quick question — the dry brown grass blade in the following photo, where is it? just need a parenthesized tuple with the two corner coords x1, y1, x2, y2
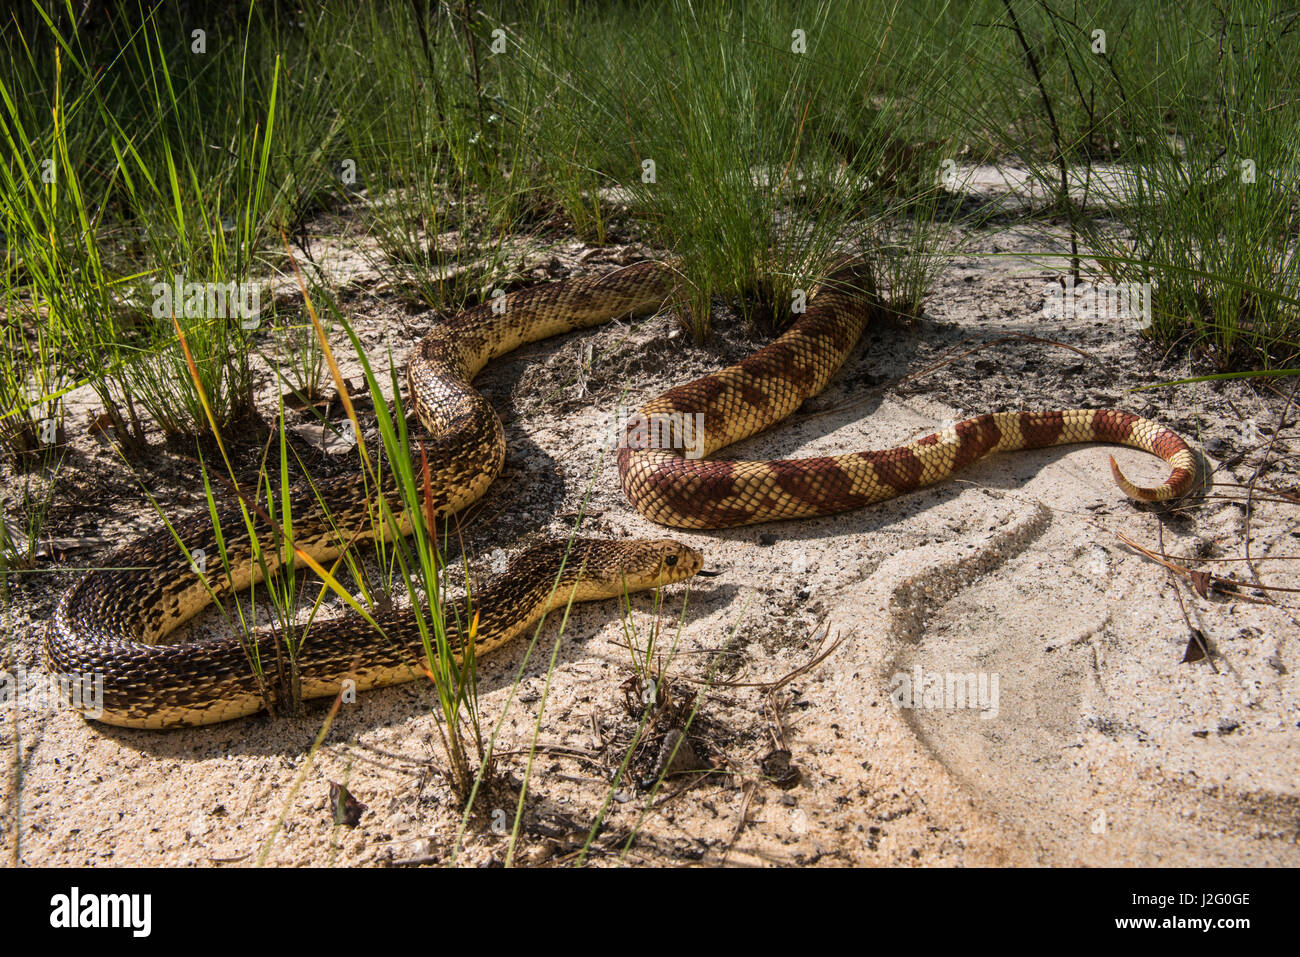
(1114, 529, 1276, 603)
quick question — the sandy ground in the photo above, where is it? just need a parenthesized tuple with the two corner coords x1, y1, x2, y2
(3, 168, 1298, 867)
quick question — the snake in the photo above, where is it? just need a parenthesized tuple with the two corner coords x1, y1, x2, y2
(46, 257, 1197, 728)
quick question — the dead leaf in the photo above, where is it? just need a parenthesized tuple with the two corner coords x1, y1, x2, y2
(1189, 570, 1213, 599)
(329, 781, 367, 827)
(1181, 629, 1209, 664)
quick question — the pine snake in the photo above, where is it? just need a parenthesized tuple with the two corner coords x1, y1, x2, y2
(46, 258, 1197, 728)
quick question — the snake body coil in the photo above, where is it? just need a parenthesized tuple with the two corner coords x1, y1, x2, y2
(47, 258, 1197, 728)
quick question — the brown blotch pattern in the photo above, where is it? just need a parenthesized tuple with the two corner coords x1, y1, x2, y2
(952, 416, 1002, 470)
(1017, 410, 1066, 448)
(856, 447, 924, 491)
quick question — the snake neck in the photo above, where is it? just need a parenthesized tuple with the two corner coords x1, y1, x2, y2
(425, 539, 659, 656)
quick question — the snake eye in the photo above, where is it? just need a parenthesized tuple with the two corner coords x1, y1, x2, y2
(664, 555, 677, 567)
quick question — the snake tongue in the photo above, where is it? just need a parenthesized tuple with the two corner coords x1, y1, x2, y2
(694, 569, 721, 577)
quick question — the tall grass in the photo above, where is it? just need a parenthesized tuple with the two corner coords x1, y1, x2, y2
(1084, 5, 1300, 365)
(331, 306, 490, 800)
(497, 0, 976, 334)
(153, 254, 492, 798)
(970, 0, 1300, 366)
(2, 3, 353, 447)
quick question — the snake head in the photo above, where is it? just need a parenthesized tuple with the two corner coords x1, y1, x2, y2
(563, 537, 704, 599)
(639, 538, 705, 588)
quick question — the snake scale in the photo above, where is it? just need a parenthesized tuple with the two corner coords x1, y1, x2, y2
(47, 258, 1197, 727)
